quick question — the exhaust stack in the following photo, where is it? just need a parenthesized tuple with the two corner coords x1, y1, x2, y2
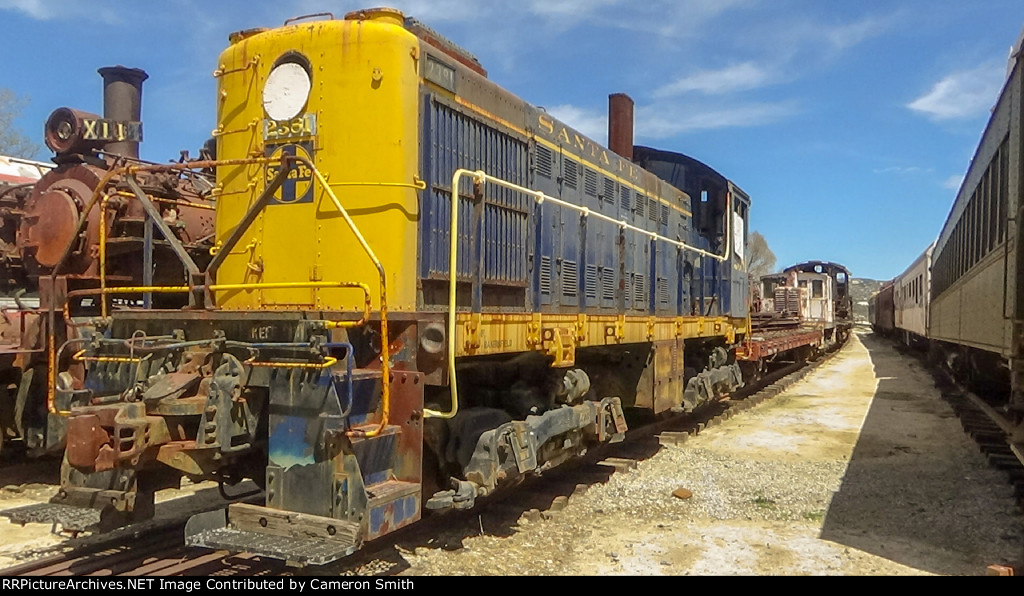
(608, 93, 634, 161)
(97, 66, 148, 159)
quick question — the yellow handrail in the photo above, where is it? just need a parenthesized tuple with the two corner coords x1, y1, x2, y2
(99, 193, 110, 317)
(72, 348, 141, 364)
(299, 157, 391, 438)
(49, 156, 393, 436)
(245, 356, 338, 369)
(211, 281, 374, 329)
(48, 165, 127, 416)
(112, 191, 217, 211)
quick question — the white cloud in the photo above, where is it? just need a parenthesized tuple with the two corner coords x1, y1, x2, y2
(635, 100, 799, 138)
(0, 0, 51, 19)
(367, 0, 481, 23)
(908, 61, 1004, 121)
(821, 15, 895, 51)
(606, 0, 755, 39)
(653, 63, 774, 98)
(873, 166, 933, 175)
(526, 0, 622, 17)
(546, 104, 608, 144)
(0, 0, 119, 22)
(943, 174, 964, 190)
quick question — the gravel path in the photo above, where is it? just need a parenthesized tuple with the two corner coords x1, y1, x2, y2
(386, 330, 1023, 575)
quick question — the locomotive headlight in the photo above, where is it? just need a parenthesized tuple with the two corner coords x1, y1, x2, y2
(44, 107, 104, 155)
(262, 61, 311, 122)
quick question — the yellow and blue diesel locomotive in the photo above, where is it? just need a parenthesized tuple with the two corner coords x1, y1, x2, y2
(33, 8, 749, 564)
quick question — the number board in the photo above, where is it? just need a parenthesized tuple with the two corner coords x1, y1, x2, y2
(82, 118, 143, 142)
(424, 55, 456, 93)
(263, 113, 317, 141)
(264, 141, 315, 204)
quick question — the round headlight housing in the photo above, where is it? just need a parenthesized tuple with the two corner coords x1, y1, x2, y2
(262, 61, 311, 121)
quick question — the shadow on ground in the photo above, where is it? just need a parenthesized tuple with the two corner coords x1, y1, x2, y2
(819, 329, 1021, 574)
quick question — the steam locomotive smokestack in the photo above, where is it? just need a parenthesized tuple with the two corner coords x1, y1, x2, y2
(97, 66, 148, 159)
(608, 93, 634, 161)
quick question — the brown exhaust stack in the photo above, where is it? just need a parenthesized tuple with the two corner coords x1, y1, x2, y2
(608, 93, 634, 161)
(97, 66, 148, 159)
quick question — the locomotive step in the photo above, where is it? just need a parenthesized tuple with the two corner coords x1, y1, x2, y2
(364, 479, 421, 540)
(185, 503, 361, 567)
(0, 502, 101, 532)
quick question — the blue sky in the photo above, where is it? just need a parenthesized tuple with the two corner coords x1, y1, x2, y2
(0, 0, 1021, 281)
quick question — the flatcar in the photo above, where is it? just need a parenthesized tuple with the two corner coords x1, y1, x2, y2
(13, 8, 755, 565)
(734, 261, 853, 381)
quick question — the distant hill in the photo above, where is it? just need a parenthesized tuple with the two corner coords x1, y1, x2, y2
(849, 277, 885, 322)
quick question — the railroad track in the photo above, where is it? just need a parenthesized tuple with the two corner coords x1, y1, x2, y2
(0, 455, 61, 486)
(930, 368, 1024, 510)
(0, 346, 840, 577)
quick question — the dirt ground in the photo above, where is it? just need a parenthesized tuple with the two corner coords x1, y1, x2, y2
(0, 328, 1021, 575)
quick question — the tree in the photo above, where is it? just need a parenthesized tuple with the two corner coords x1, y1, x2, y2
(0, 89, 40, 159)
(745, 230, 776, 279)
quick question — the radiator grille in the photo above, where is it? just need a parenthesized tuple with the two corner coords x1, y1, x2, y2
(536, 145, 553, 179)
(585, 264, 599, 299)
(584, 168, 598, 197)
(540, 256, 552, 294)
(562, 260, 578, 297)
(563, 158, 578, 189)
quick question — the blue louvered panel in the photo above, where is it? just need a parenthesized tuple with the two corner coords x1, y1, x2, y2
(602, 177, 615, 205)
(585, 212, 618, 310)
(584, 168, 598, 197)
(540, 256, 552, 295)
(585, 264, 599, 300)
(598, 178, 619, 309)
(423, 99, 528, 285)
(483, 203, 528, 285)
(426, 193, 475, 279)
(634, 273, 647, 306)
